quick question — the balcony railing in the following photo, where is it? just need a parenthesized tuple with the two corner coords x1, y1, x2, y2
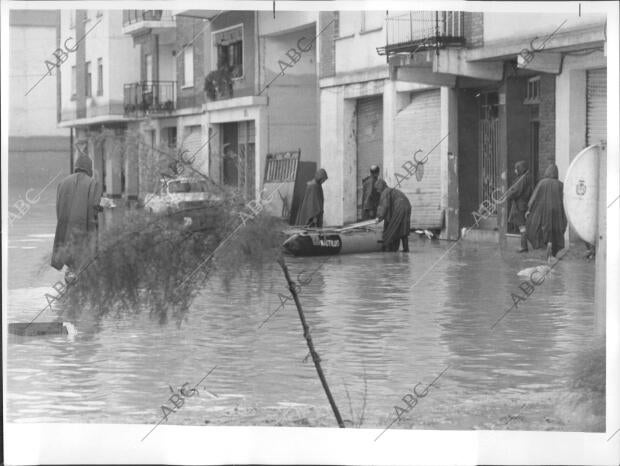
(123, 81, 176, 116)
(377, 11, 465, 56)
(122, 10, 176, 35)
(123, 10, 171, 25)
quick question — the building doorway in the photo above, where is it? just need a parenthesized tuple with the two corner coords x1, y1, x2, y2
(356, 96, 383, 220)
(222, 121, 255, 200)
(478, 91, 500, 228)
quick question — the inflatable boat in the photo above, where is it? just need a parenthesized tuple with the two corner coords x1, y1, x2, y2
(282, 220, 383, 256)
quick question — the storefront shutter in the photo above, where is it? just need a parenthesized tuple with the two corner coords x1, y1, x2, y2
(394, 89, 442, 229)
(586, 68, 606, 146)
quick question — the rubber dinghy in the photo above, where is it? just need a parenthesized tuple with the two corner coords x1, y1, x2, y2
(282, 220, 383, 256)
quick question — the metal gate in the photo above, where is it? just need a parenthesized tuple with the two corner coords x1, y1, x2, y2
(478, 92, 500, 218)
(586, 68, 606, 146)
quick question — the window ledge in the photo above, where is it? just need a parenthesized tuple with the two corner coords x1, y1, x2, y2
(360, 26, 382, 35)
(181, 84, 194, 90)
(335, 33, 355, 41)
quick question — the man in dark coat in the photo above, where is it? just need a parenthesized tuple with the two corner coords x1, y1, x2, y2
(51, 153, 101, 276)
(375, 179, 412, 252)
(507, 160, 532, 252)
(525, 163, 567, 261)
(296, 168, 328, 228)
(361, 165, 380, 220)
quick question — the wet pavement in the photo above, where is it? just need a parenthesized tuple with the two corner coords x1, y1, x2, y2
(6, 187, 600, 433)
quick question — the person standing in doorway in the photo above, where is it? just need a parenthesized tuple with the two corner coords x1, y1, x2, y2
(361, 165, 381, 220)
(525, 163, 567, 261)
(375, 179, 412, 252)
(296, 168, 328, 228)
(51, 152, 102, 281)
(507, 160, 532, 252)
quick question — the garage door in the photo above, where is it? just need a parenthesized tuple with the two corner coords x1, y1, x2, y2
(181, 125, 203, 170)
(394, 89, 442, 229)
(356, 96, 383, 220)
(586, 68, 606, 146)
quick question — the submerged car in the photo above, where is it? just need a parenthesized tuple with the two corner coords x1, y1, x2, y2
(144, 177, 225, 230)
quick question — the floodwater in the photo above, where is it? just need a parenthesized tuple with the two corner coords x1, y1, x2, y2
(6, 185, 601, 434)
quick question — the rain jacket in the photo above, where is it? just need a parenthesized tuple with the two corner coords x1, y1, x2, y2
(525, 164, 567, 256)
(507, 160, 532, 227)
(51, 154, 101, 270)
(377, 181, 412, 248)
(361, 174, 380, 219)
(296, 169, 327, 227)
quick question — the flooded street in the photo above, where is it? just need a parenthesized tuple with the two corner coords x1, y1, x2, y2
(6, 192, 598, 433)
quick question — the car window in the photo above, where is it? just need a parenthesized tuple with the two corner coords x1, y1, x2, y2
(167, 180, 210, 193)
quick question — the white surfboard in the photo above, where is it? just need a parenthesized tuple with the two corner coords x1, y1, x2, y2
(563, 145, 601, 244)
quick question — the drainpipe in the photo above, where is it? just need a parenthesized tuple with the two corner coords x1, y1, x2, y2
(70, 127, 74, 173)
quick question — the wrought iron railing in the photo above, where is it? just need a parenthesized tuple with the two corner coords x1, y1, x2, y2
(123, 81, 176, 116)
(122, 10, 172, 26)
(377, 11, 465, 56)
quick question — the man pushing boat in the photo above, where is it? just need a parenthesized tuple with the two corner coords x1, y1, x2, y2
(375, 179, 412, 252)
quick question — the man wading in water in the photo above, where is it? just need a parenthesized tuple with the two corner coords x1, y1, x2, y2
(51, 151, 101, 282)
(375, 179, 412, 252)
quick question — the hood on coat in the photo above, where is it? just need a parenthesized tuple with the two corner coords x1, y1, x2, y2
(314, 168, 328, 184)
(74, 153, 93, 177)
(515, 160, 529, 176)
(544, 163, 559, 180)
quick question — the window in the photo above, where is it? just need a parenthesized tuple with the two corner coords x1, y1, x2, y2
(183, 47, 194, 88)
(85, 62, 92, 97)
(97, 58, 103, 95)
(213, 25, 243, 78)
(165, 127, 177, 149)
(361, 11, 383, 32)
(145, 54, 153, 82)
(217, 41, 243, 77)
(71, 65, 77, 98)
(524, 76, 541, 104)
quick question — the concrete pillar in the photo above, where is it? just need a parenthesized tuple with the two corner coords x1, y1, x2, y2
(105, 137, 123, 198)
(342, 98, 357, 226)
(124, 137, 139, 200)
(595, 144, 606, 337)
(255, 106, 268, 199)
(440, 87, 459, 240)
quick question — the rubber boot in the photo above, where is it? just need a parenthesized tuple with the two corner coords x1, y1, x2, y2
(402, 236, 409, 252)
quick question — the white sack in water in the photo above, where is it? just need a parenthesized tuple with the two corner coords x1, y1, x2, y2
(517, 264, 551, 278)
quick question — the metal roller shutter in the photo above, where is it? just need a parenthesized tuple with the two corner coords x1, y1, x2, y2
(181, 125, 203, 170)
(394, 89, 442, 229)
(586, 68, 606, 146)
(356, 96, 383, 220)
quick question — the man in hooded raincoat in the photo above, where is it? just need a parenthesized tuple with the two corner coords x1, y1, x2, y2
(296, 168, 328, 227)
(525, 163, 567, 260)
(375, 179, 412, 252)
(361, 165, 381, 220)
(51, 153, 102, 275)
(506, 160, 532, 252)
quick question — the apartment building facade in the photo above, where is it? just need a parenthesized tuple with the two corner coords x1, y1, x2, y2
(9, 10, 69, 186)
(319, 10, 607, 242)
(58, 9, 140, 201)
(122, 9, 319, 204)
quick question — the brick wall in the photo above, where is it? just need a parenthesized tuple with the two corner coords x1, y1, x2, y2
(464, 12, 483, 48)
(319, 11, 338, 78)
(538, 74, 556, 175)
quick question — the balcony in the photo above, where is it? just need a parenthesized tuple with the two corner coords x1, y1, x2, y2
(377, 11, 465, 57)
(123, 81, 176, 117)
(122, 10, 176, 36)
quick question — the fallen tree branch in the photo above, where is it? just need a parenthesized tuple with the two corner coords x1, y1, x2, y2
(277, 257, 345, 428)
